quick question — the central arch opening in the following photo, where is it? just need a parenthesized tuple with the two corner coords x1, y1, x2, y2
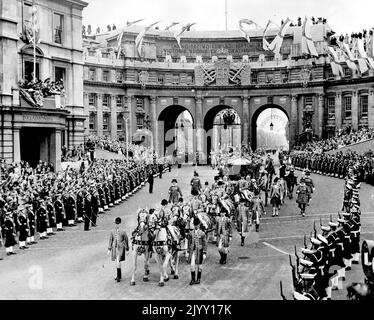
(252, 105, 289, 152)
(204, 105, 241, 164)
(158, 105, 194, 161)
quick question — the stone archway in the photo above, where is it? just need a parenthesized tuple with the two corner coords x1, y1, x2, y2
(203, 105, 242, 164)
(251, 104, 289, 151)
(158, 105, 194, 157)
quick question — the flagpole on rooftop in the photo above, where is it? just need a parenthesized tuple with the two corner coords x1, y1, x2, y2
(225, 0, 228, 31)
(32, 0, 36, 83)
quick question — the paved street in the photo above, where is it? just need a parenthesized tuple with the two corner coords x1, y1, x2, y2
(0, 165, 373, 300)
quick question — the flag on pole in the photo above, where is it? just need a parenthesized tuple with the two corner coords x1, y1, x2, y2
(116, 19, 144, 59)
(238, 19, 260, 43)
(301, 16, 318, 57)
(266, 17, 292, 54)
(135, 21, 160, 57)
(174, 23, 196, 49)
(262, 19, 276, 50)
(165, 22, 179, 31)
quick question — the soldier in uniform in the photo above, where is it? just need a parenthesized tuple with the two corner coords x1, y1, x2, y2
(64, 189, 77, 226)
(168, 179, 183, 204)
(54, 194, 65, 231)
(304, 169, 315, 199)
(36, 199, 49, 239)
(237, 198, 251, 246)
(188, 218, 207, 285)
(90, 184, 100, 227)
(83, 192, 92, 231)
(107, 217, 129, 283)
(190, 171, 202, 195)
(17, 207, 29, 249)
(98, 183, 107, 212)
(216, 206, 232, 264)
(3, 212, 17, 255)
(45, 196, 56, 236)
(148, 169, 154, 194)
(296, 178, 310, 217)
(26, 204, 37, 244)
(76, 189, 85, 223)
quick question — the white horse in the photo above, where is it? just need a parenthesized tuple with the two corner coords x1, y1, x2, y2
(152, 225, 173, 286)
(130, 209, 151, 286)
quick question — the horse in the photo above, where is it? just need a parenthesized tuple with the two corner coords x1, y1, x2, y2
(130, 208, 151, 286)
(151, 209, 176, 286)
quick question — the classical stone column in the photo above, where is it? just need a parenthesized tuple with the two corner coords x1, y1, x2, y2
(150, 96, 159, 154)
(50, 129, 62, 172)
(318, 93, 324, 138)
(351, 91, 359, 130)
(335, 92, 342, 130)
(110, 95, 117, 139)
(369, 89, 374, 129)
(242, 95, 249, 146)
(97, 94, 103, 136)
(195, 96, 204, 162)
(125, 95, 133, 143)
(290, 94, 298, 148)
(13, 129, 21, 163)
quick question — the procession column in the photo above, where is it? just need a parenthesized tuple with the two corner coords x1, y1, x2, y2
(289, 94, 298, 148)
(97, 94, 103, 136)
(369, 88, 374, 129)
(335, 91, 342, 131)
(351, 90, 359, 130)
(150, 96, 159, 155)
(195, 96, 204, 163)
(110, 95, 117, 139)
(317, 93, 324, 138)
(241, 94, 249, 146)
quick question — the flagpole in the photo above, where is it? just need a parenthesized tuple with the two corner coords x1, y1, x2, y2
(33, 0, 36, 83)
(225, 0, 228, 31)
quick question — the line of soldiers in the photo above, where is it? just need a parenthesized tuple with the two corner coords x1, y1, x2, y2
(286, 165, 361, 300)
(291, 151, 374, 186)
(0, 159, 165, 259)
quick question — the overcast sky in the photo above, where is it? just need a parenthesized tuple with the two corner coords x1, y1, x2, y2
(83, 0, 374, 35)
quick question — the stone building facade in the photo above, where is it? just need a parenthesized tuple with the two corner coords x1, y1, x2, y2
(0, 0, 87, 169)
(83, 23, 374, 162)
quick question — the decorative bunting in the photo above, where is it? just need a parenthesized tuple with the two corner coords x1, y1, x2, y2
(238, 19, 260, 43)
(165, 22, 179, 31)
(301, 16, 318, 57)
(174, 22, 196, 49)
(267, 17, 292, 54)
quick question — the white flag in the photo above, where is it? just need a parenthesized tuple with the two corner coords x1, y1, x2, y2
(301, 16, 318, 57)
(165, 22, 179, 31)
(239, 19, 260, 43)
(135, 21, 160, 57)
(174, 23, 196, 49)
(267, 17, 292, 54)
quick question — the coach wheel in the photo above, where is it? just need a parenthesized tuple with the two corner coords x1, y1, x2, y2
(361, 240, 374, 282)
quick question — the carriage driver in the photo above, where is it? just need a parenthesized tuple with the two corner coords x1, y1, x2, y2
(188, 218, 207, 285)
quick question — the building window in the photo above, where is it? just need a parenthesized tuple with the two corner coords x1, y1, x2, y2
(102, 94, 110, 107)
(116, 95, 123, 107)
(136, 97, 144, 109)
(89, 114, 96, 130)
(265, 73, 274, 83)
(327, 97, 335, 119)
(304, 96, 313, 107)
(172, 74, 180, 85)
(136, 114, 144, 129)
(53, 13, 64, 44)
(343, 67, 351, 78)
(102, 70, 110, 82)
(88, 93, 97, 106)
(24, 60, 39, 82)
(54, 66, 66, 83)
(89, 68, 96, 81)
(343, 96, 352, 118)
(359, 95, 368, 118)
(326, 67, 334, 80)
(251, 72, 258, 83)
(186, 75, 193, 85)
(158, 74, 165, 84)
(282, 71, 289, 83)
(116, 71, 123, 83)
(103, 115, 109, 131)
(117, 115, 123, 131)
